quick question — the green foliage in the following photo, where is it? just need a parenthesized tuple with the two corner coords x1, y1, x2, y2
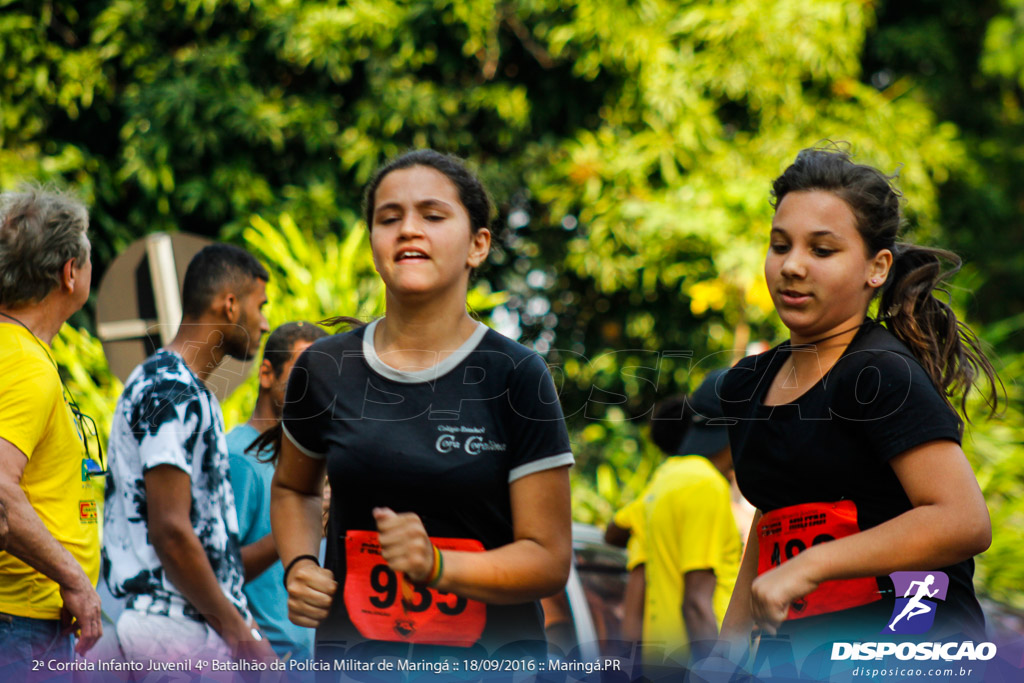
(981, 0, 1024, 88)
(969, 399, 1024, 610)
(569, 409, 662, 526)
(868, 1, 1024, 329)
(966, 331, 1024, 609)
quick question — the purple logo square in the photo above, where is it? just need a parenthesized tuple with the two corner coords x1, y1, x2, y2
(883, 571, 949, 635)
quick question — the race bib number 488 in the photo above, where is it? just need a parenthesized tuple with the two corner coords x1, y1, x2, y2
(757, 500, 881, 620)
(343, 530, 486, 647)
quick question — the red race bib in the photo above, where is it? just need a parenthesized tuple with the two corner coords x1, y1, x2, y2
(343, 530, 486, 647)
(757, 500, 881, 620)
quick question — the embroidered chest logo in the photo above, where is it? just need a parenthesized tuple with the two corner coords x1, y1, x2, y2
(434, 426, 506, 456)
(883, 571, 949, 635)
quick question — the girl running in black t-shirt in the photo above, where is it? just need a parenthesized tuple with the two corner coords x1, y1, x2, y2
(270, 150, 573, 659)
(718, 147, 999, 652)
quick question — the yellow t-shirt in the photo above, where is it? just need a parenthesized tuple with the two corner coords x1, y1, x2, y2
(640, 455, 741, 655)
(0, 323, 102, 619)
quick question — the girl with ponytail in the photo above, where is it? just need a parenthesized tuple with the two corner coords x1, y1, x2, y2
(717, 146, 996, 656)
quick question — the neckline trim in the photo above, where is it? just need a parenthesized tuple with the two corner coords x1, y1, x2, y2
(361, 318, 490, 384)
(758, 321, 877, 408)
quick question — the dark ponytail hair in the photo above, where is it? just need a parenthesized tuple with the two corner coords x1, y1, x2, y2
(771, 145, 1000, 417)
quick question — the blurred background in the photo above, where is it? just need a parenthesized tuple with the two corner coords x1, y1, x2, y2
(4, 0, 1024, 619)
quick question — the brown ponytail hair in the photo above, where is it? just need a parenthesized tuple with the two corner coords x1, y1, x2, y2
(771, 145, 1000, 417)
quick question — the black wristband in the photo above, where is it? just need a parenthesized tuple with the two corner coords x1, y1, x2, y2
(282, 554, 320, 588)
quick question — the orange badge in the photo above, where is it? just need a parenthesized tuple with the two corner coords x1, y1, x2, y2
(757, 500, 881, 620)
(343, 530, 486, 647)
(79, 500, 98, 524)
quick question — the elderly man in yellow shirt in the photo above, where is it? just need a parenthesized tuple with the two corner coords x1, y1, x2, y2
(0, 187, 103, 674)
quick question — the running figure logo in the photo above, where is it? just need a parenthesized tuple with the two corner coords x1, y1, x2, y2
(883, 571, 949, 635)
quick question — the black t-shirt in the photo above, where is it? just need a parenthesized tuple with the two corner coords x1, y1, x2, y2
(720, 321, 985, 640)
(282, 320, 574, 658)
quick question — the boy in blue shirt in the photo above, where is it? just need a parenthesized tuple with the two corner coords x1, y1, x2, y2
(228, 321, 326, 659)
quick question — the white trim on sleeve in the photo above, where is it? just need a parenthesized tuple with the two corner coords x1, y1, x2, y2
(282, 422, 326, 460)
(508, 451, 575, 483)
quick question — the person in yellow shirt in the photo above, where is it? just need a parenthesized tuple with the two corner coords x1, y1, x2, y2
(605, 394, 691, 644)
(637, 371, 742, 667)
(605, 377, 741, 668)
(0, 187, 102, 674)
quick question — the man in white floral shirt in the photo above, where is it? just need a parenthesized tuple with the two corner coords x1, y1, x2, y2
(103, 244, 274, 664)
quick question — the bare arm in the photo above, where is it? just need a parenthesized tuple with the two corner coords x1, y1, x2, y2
(0, 438, 101, 655)
(0, 500, 7, 550)
(240, 534, 278, 581)
(231, 455, 278, 581)
(719, 510, 761, 647)
(683, 569, 719, 660)
(749, 440, 990, 632)
(621, 565, 645, 642)
(271, 434, 335, 628)
(145, 465, 274, 660)
(376, 465, 572, 605)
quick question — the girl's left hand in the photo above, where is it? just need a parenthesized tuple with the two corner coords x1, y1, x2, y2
(373, 507, 435, 583)
(749, 556, 820, 635)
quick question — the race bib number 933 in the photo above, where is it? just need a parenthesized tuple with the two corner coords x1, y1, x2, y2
(343, 530, 486, 646)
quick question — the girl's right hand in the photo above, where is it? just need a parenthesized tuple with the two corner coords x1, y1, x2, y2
(749, 553, 820, 635)
(285, 560, 337, 628)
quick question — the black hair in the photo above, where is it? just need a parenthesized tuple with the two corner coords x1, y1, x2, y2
(361, 149, 492, 234)
(181, 244, 269, 319)
(262, 321, 328, 376)
(250, 317, 364, 466)
(649, 395, 693, 456)
(771, 145, 1000, 417)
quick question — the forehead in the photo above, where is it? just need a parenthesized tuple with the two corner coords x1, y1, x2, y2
(772, 190, 859, 238)
(770, 191, 860, 231)
(289, 339, 315, 357)
(374, 165, 462, 208)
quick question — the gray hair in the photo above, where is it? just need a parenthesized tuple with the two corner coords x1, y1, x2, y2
(0, 186, 90, 307)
